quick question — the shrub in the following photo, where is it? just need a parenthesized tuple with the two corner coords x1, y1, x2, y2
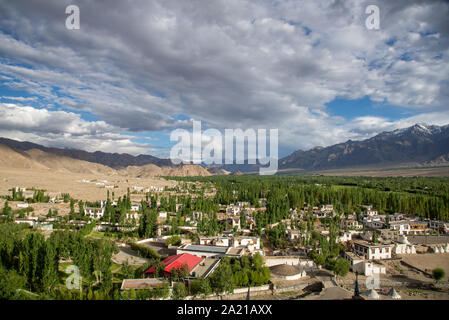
(432, 268, 445, 283)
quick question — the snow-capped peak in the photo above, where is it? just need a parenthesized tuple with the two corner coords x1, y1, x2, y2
(391, 123, 442, 136)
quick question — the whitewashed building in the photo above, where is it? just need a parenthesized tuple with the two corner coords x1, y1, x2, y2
(344, 252, 386, 276)
(353, 241, 392, 260)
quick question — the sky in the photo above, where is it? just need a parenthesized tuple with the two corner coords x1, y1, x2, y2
(0, 0, 448, 159)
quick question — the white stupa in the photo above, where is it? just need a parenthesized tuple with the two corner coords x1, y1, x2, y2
(446, 244, 449, 252)
(389, 288, 401, 299)
(440, 247, 445, 253)
(399, 235, 410, 244)
(363, 289, 380, 299)
(434, 246, 440, 253)
(406, 247, 411, 254)
(411, 246, 416, 254)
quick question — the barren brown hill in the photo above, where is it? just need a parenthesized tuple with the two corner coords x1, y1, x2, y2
(21, 149, 117, 175)
(0, 141, 213, 177)
(118, 163, 163, 178)
(0, 143, 48, 170)
(160, 164, 211, 177)
(206, 166, 230, 175)
(0, 143, 116, 175)
(119, 164, 213, 177)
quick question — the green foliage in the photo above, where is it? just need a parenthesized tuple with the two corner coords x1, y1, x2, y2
(61, 193, 71, 203)
(129, 242, 161, 260)
(137, 204, 158, 238)
(209, 257, 234, 294)
(165, 235, 181, 246)
(172, 282, 188, 300)
(0, 268, 27, 299)
(167, 175, 449, 221)
(333, 258, 350, 277)
(121, 260, 134, 279)
(432, 268, 445, 283)
(372, 231, 379, 243)
(312, 253, 326, 266)
(189, 278, 212, 297)
(223, 253, 271, 288)
(266, 223, 288, 248)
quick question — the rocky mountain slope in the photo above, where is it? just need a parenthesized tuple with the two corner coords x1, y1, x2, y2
(280, 123, 449, 170)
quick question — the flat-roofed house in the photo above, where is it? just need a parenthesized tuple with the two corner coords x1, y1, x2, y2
(232, 236, 260, 251)
(14, 218, 37, 227)
(177, 244, 229, 258)
(344, 252, 386, 276)
(198, 236, 231, 247)
(84, 207, 104, 219)
(353, 241, 392, 260)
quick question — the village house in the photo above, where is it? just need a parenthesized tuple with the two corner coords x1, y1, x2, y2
(336, 231, 353, 243)
(429, 220, 449, 234)
(289, 208, 298, 219)
(408, 221, 428, 235)
(288, 229, 302, 242)
(342, 219, 363, 230)
(352, 240, 392, 260)
(158, 211, 168, 219)
(226, 204, 241, 216)
(84, 201, 105, 219)
(14, 217, 38, 227)
(147, 186, 164, 192)
(35, 222, 53, 231)
(236, 201, 251, 208)
(125, 212, 140, 221)
(320, 204, 334, 213)
(232, 236, 261, 252)
(227, 217, 241, 231)
(344, 252, 386, 276)
(177, 244, 230, 258)
(389, 221, 411, 235)
(313, 210, 328, 219)
(364, 208, 378, 217)
(198, 236, 231, 247)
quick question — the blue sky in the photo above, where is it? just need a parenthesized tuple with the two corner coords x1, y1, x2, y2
(0, 0, 448, 159)
(325, 96, 420, 122)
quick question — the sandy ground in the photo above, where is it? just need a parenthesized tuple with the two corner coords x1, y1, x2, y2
(401, 253, 449, 281)
(112, 246, 149, 266)
(0, 167, 177, 203)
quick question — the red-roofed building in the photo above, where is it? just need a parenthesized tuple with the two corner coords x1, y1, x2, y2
(145, 253, 203, 277)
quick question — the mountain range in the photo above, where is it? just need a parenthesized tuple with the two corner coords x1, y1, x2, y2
(0, 137, 172, 169)
(1, 123, 449, 175)
(0, 141, 211, 177)
(279, 123, 449, 171)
